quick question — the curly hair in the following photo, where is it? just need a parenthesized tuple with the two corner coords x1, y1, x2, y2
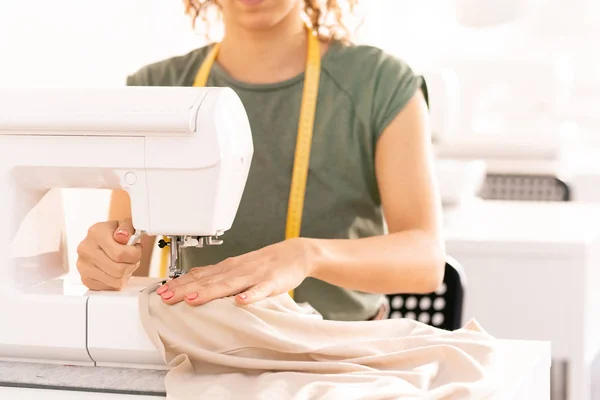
(183, 0, 361, 43)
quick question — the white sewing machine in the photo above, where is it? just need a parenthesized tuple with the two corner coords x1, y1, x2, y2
(0, 86, 553, 399)
(0, 87, 253, 370)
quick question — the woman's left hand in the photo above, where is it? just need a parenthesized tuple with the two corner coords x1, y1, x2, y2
(155, 238, 318, 306)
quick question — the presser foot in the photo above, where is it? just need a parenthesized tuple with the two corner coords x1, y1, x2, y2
(168, 269, 186, 279)
(157, 232, 224, 280)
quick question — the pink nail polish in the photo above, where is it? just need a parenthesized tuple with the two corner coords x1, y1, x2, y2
(238, 293, 247, 300)
(156, 285, 168, 295)
(161, 290, 174, 300)
(115, 229, 129, 238)
(186, 292, 198, 301)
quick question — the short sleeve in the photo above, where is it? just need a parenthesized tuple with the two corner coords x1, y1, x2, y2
(125, 66, 151, 86)
(371, 53, 421, 141)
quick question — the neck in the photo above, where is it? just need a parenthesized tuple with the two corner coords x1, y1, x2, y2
(217, 12, 310, 83)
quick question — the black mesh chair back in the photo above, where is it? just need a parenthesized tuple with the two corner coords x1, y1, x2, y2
(386, 257, 465, 331)
(479, 174, 570, 202)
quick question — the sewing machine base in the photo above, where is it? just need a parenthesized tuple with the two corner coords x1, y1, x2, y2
(0, 361, 167, 396)
(0, 276, 165, 369)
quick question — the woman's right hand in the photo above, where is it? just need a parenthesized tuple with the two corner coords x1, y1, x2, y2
(76, 218, 143, 291)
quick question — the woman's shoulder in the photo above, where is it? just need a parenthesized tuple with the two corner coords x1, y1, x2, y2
(126, 45, 213, 86)
(323, 42, 420, 100)
(325, 42, 417, 78)
(323, 42, 422, 133)
(327, 42, 401, 63)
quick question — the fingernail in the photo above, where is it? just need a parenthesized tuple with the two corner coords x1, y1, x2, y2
(237, 293, 247, 300)
(115, 229, 130, 238)
(156, 285, 168, 295)
(185, 292, 198, 301)
(161, 290, 174, 300)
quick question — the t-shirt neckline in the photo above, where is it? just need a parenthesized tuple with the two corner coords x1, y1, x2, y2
(206, 40, 343, 92)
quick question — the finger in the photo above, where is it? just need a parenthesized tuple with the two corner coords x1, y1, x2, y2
(113, 218, 135, 245)
(80, 275, 112, 291)
(161, 274, 252, 306)
(77, 258, 127, 290)
(181, 276, 252, 306)
(186, 275, 255, 306)
(79, 240, 139, 277)
(156, 264, 223, 294)
(93, 243, 140, 277)
(87, 220, 118, 238)
(235, 281, 277, 305)
(86, 263, 130, 290)
(98, 237, 142, 265)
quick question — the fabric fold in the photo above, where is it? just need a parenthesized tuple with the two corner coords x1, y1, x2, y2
(139, 284, 499, 399)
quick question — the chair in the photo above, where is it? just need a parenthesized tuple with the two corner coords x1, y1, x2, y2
(479, 173, 571, 202)
(385, 256, 466, 331)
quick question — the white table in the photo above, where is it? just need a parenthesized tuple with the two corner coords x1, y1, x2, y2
(0, 339, 550, 399)
(568, 149, 600, 202)
(445, 200, 600, 400)
(498, 340, 551, 399)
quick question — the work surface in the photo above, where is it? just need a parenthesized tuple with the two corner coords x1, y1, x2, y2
(0, 339, 550, 399)
(444, 199, 600, 253)
(443, 199, 600, 400)
(443, 200, 600, 357)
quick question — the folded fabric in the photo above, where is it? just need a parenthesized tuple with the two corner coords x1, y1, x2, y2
(139, 283, 500, 400)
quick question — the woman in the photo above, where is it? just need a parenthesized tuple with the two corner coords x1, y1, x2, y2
(76, 0, 446, 321)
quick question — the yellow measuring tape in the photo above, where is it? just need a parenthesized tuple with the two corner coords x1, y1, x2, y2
(159, 29, 321, 300)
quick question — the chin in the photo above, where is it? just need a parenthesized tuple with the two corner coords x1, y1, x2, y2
(222, 0, 303, 31)
(238, 14, 286, 31)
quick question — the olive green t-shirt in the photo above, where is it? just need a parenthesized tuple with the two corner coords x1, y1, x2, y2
(127, 40, 421, 321)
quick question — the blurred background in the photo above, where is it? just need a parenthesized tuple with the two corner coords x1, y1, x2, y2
(0, 1, 594, 237)
(3, 0, 600, 263)
(2, 1, 600, 398)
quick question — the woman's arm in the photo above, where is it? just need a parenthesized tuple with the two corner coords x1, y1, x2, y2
(308, 89, 446, 294)
(108, 190, 156, 277)
(155, 89, 446, 306)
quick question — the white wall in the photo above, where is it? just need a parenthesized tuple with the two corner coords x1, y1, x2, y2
(0, 0, 202, 272)
(0, 0, 208, 86)
(358, 0, 600, 142)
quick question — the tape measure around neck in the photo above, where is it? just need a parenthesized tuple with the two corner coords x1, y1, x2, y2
(159, 31, 321, 301)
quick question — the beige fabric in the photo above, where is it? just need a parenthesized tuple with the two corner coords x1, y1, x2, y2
(139, 283, 500, 399)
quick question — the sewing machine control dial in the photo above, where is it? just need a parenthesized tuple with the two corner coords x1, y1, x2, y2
(124, 172, 137, 185)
